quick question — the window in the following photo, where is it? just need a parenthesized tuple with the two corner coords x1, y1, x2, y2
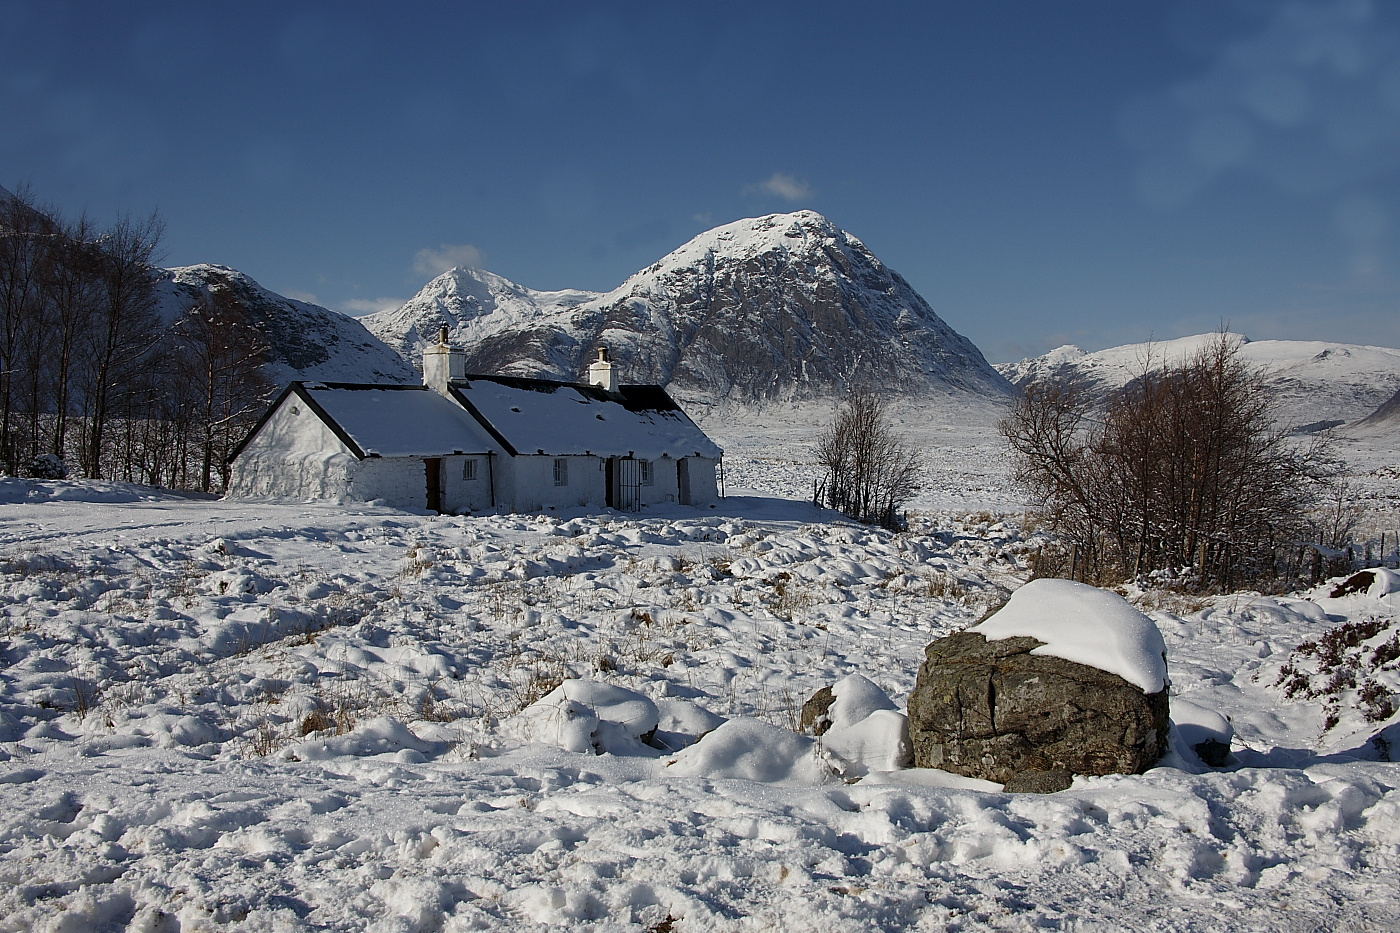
(639, 459, 653, 486)
(553, 457, 568, 486)
(463, 458, 478, 480)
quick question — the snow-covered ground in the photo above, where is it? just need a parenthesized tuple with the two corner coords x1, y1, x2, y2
(2, 419, 1399, 930)
(699, 396, 1025, 516)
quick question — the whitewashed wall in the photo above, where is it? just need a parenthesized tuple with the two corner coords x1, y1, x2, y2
(501, 454, 606, 512)
(681, 456, 720, 505)
(228, 398, 358, 499)
(640, 456, 679, 506)
(349, 457, 434, 510)
(440, 454, 496, 514)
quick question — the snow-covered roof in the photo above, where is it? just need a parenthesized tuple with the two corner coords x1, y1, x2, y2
(450, 375, 722, 460)
(291, 383, 496, 458)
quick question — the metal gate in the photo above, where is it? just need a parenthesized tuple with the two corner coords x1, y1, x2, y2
(608, 456, 641, 512)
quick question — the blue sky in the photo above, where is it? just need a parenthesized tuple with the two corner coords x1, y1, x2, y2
(5, 1, 1400, 362)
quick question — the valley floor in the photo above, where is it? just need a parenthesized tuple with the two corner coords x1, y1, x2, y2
(0, 426, 1398, 931)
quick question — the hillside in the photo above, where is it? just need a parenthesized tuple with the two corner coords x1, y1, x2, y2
(997, 334, 1400, 429)
(364, 211, 1010, 404)
(1351, 385, 1400, 434)
(156, 264, 416, 387)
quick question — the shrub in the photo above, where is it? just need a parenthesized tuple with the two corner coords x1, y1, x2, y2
(1274, 617, 1400, 730)
(813, 390, 920, 530)
(25, 453, 67, 479)
(1000, 332, 1332, 590)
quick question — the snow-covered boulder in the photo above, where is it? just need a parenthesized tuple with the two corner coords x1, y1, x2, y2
(1169, 698, 1235, 768)
(1328, 568, 1400, 599)
(822, 710, 912, 776)
(665, 718, 832, 784)
(798, 674, 911, 775)
(907, 579, 1171, 787)
(652, 698, 726, 753)
(510, 680, 660, 755)
(799, 672, 898, 736)
(291, 717, 438, 762)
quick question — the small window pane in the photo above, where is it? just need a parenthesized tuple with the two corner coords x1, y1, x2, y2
(553, 458, 568, 486)
(639, 459, 653, 486)
(463, 458, 478, 480)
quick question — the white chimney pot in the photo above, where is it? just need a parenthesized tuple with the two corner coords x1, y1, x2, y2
(588, 345, 618, 393)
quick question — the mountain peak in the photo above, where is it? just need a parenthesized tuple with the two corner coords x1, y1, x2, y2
(366, 214, 1009, 403)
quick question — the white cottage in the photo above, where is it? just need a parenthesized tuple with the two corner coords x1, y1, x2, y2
(227, 340, 723, 513)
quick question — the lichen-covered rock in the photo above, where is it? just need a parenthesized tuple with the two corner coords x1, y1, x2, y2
(800, 686, 836, 736)
(907, 631, 1170, 784)
(1002, 767, 1073, 794)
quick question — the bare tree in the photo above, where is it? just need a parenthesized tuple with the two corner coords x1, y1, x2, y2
(41, 212, 102, 462)
(0, 185, 56, 472)
(80, 213, 164, 479)
(1, 187, 280, 492)
(172, 286, 274, 491)
(814, 390, 921, 530)
(1001, 332, 1330, 589)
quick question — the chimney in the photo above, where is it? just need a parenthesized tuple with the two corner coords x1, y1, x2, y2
(588, 345, 618, 393)
(422, 325, 466, 395)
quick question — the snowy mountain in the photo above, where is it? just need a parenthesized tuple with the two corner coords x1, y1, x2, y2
(156, 264, 417, 387)
(997, 334, 1400, 430)
(364, 211, 1010, 404)
(362, 266, 600, 382)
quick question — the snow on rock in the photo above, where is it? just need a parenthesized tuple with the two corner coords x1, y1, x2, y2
(292, 717, 438, 761)
(666, 718, 832, 783)
(1328, 567, 1400, 599)
(973, 578, 1169, 693)
(653, 698, 726, 753)
(1170, 698, 1234, 749)
(511, 680, 660, 754)
(826, 672, 899, 729)
(811, 673, 912, 776)
(1167, 698, 1235, 769)
(822, 709, 912, 776)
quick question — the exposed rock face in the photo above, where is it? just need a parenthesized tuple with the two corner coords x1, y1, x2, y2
(365, 211, 1010, 404)
(907, 632, 1170, 785)
(799, 686, 836, 736)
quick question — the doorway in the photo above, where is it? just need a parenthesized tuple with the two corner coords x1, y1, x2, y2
(425, 458, 442, 512)
(677, 458, 692, 506)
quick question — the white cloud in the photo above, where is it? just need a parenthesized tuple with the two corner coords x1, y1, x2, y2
(748, 172, 814, 202)
(340, 297, 408, 316)
(282, 288, 320, 304)
(413, 243, 484, 276)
